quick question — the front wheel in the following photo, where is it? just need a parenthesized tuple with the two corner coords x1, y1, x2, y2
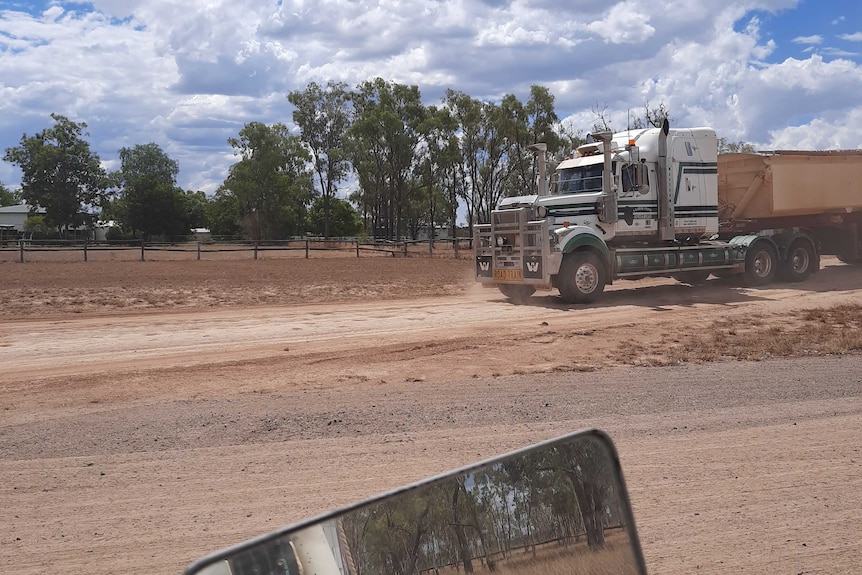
(778, 240, 816, 282)
(558, 252, 606, 304)
(743, 242, 778, 286)
(498, 284, 536, 303)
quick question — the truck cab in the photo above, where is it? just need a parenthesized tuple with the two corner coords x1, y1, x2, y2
(474, 122, 763, 303)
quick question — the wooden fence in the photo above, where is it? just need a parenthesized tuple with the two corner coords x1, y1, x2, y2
(0, 237, 475, 263)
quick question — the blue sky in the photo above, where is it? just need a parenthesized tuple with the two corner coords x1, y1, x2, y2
(2, 0, 862, 200)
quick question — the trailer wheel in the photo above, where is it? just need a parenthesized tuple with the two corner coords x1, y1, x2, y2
(778, 241, 816, 282)
(743, 242, 777, 286)
(498, 284, 536, 303)
(558, 251, 606, 304)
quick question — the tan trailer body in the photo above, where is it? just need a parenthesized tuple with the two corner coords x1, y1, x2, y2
(718, 151, 862, 220)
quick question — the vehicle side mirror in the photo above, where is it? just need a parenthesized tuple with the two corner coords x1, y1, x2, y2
(185, 430, 647, 575)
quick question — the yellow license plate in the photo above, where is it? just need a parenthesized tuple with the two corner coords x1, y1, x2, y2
(494, 269, 523, 281)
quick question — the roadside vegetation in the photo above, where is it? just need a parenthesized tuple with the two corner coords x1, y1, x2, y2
(622, 303, 862, 366)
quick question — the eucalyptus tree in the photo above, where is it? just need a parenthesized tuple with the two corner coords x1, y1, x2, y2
(415, 105, 460, 241)
(113, 143, 192, 238)
(287, 81, 353, 237)
(205, 186, 242, 237)
(718, 138, 756, 154)
(3, 113, 109, 234)
(306, 196, 361, 237)
(444, 90, 509, 225)
(223, 122, 314, 240)
(348, 78, 426, 240)
(0, 181, 17, 206)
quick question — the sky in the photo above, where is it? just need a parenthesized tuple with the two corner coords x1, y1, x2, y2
(1, 0, 861, 198)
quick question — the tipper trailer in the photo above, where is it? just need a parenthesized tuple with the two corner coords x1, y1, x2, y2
(473, 121, 862, 303)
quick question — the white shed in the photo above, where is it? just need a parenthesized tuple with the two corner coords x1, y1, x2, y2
(0, 204, 45, 231)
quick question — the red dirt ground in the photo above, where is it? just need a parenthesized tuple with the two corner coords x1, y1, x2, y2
(1, 255, 860, 575)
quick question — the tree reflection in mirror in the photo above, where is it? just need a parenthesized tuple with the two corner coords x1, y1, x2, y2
(186, 430, 647, 575)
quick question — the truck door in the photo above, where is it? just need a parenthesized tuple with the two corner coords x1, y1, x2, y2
(616, 162, 657, 237)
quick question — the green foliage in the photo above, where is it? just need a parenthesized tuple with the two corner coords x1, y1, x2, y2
(340, 436, 624, 575)
(306, 196, 361, 237)
(3, 113, 108, 234)
(181, 189, 209, 229)
(0, 182, 18, 206)
(718, 138, 757, 154)
(223, 122, 314, 240)
(288, 81, 353, 237)
(415, 105, 460, 239)
(348, 78, 427, 240)
(444, 89, 509, 226)
(111, 143, 197, 239)
(205, 187, 242, 237)
(23, 215, 50, 235)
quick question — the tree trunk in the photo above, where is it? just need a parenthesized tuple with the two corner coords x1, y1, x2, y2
(566, 471, 605, 550)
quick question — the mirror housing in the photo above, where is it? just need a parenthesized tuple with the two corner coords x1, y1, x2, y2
(185, 430, 647, 575)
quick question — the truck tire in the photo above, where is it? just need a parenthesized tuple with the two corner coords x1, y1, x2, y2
(743, 242, 777, 286)
(778, 240, 816, 282)
(498, 284, 536, 303)
(558, 251, 606, 304)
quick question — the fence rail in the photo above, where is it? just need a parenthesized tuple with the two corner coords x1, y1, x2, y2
(0, 237, 475, 263)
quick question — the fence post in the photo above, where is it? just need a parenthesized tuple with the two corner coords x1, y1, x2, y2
(140, 239, 145, 261)
(355, 240, 359, 258)
(83, 238, 88, 262)
(197, 242, 201, 261)
(454, 237, 460, 258)
(429, 237, 433, 256)
(19, 239, 24, 263)
(254, 241, 258, 260)
(403, 241, 408, 258)
(305, 239, 309, 259)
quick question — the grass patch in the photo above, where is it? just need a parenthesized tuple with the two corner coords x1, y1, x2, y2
(618, 303, 862, 366)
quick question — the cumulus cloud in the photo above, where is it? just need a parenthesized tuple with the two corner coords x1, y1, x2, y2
(586, 2, 655, 44)
(1, 0, 861, 193)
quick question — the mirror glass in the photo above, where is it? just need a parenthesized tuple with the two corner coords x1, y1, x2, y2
(186, 430, 646, 575)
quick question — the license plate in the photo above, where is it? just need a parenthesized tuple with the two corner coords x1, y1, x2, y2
(494, 269, 523, 281)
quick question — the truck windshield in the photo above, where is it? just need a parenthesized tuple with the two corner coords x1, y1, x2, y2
(555, 164, 604, 195)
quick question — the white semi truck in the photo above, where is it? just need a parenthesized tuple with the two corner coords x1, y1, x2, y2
(473, 120, 862, 303)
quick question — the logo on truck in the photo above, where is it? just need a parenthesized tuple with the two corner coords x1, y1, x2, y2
(523, 256, 542, 278)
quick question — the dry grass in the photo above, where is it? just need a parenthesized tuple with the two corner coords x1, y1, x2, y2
(617, 303, 862, 366)
(460, 537, 638, 575)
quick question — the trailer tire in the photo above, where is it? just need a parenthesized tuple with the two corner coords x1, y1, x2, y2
(778, 240, 816, 282)
(498, 284, 536, 303)
(558, 251, 606, 304)
(743, 242, 778, 286)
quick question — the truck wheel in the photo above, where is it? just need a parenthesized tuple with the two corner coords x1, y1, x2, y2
(672, 270, 711, 285)
(778, 241, 816, 282)
(558, 252, 606, 304)
(498, 284, 536, 303)
(743, 242, 777, 286)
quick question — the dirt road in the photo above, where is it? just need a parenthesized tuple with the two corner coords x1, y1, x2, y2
(1, 256, 861, 574)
